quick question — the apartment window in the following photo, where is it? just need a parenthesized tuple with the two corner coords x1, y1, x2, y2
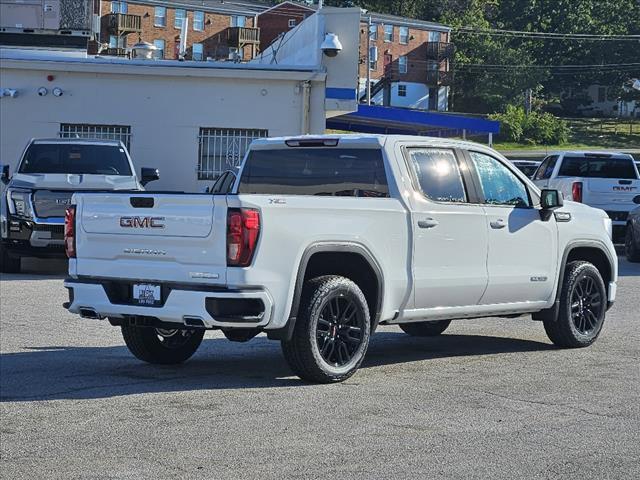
(111, 1, 127, 14)
(384, 24, 393, 42)
(154, 7, 166, 27)
(174, 9, 186, 29)
(398, 85, 407, 97)
(59, 124, 131, 150)
(198, 128, 268, 180)
(399, 26, 409, 44)
(288, 19, 297, 28)
(231, 15, 247, 27)
(192, 43, 203, 61)
(369, 46, 378, 70)
(428, 31, 440, 42)
(399, 55, 408, 74)
(193, 11, 204, 31)
(153, 39, 165, 59)
(369, 23, 378, 40)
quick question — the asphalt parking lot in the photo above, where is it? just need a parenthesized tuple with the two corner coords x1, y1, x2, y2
(1, 257, 639, 479)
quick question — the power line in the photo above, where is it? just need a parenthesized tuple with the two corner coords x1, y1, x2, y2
(453, 27, 640, 41)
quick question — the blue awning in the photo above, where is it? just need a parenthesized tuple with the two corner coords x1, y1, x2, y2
(327, 104, 500, 137)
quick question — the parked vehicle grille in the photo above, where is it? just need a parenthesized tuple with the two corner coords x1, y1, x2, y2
(606, 211, 628, 222)
(33, 224, 65, 238)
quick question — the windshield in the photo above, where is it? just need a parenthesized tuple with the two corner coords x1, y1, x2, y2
(19, 144, 132, 176)
(558, 156, 638, 179)
(238, 148, 389, 197)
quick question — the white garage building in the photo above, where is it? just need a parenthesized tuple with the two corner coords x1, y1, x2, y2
(0, 7, 360, 192)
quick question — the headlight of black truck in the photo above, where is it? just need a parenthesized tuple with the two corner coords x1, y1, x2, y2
(6, 189, 34, 219)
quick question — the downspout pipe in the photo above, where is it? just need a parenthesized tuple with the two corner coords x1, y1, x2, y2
(301, 80, 312, 134)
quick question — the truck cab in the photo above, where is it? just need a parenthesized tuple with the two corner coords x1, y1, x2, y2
(0, 138, 159, 272)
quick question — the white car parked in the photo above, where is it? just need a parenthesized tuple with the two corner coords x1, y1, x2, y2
(532, 151, 640, 242)
(63, 135, 618, 383)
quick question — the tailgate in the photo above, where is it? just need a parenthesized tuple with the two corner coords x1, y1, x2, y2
(74, 193, 228, 285)
(583, 178, 640, 208)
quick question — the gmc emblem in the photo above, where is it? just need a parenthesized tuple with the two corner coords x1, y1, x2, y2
(613, 186, 637, 192)
(120, 216, 165, 229)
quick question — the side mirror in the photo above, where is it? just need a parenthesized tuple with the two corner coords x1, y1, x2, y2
(541, 189, 564, 210)
(140, 167, 160, 186)
(633, 195, 640, 205)
(1, 165, 10, 185)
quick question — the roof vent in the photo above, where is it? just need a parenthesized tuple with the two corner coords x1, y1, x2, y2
(131, 41, 157, 60)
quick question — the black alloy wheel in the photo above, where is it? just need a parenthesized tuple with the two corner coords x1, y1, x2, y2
(316, 296, 366, 367)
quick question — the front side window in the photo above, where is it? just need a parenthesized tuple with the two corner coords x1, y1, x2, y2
(558, 156, 638, 179)
(192, 43, 203, 61)
(469, 151, 531, 207)
(399, 26, 409, 44)
(238, 148, 389, 197)
(174, 9, 186, 29)
(153, 39, 165, 59)
(154, 7, 166, 27)
(193, 11, 204, 30)
(231, 15, 246, 27)
(20, 143, 132, 176)
(399, 55, 408, 74)
(384, 24, 394, 42)
(408, 149, 467, 203)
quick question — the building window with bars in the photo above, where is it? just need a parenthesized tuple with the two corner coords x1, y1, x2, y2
(193, 11, 204, 31)
(174, 9, 186, 29)
(399, 55, 408, 74)
(154, 7, 166, 27)
(59, 124, 132, 150)
(198, 128, 268, 180)
(288, 19, 297, 28)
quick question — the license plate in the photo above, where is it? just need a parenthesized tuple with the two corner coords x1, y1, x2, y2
(132, 284, 161, 306)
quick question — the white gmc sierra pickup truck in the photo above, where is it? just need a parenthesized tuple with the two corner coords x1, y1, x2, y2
(64, 135, 618, 383)
(532, 151, 640, 242)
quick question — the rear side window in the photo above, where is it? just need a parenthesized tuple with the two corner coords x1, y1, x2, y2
(19, 144, 132, 176)
(407, 148, 467, 203)
(238, 148, 389, 197)
(558, 156, 638, 179)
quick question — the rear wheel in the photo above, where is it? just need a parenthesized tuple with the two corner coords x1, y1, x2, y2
(0, 247, 20, 274)
(399, 320, 451, 337)
(543, 261, 607, 348)
(625, 226, 640, 263)
(281, 276, 371, 383)
(121, 325, 204, 364)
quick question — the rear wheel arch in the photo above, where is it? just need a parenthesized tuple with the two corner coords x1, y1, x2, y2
(283, 243, 384, 339)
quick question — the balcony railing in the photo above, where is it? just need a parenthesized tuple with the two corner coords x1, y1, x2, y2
(426, 69, 454, 86)
(227, 27, 261, 47)
(107, 13, 142, 35)
(426, 42, 455, 60)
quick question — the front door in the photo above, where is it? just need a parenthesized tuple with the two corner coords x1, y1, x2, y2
(466, 150, 558, 305)
(407, 148, 489, 309)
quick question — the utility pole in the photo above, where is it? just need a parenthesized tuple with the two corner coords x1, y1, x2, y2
(318, 0, 323, 8)
(366, 15, 372, 105)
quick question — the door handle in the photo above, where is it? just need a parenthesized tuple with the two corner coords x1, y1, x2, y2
(490, 219, 507, 229)
(418, 218, 439, 229)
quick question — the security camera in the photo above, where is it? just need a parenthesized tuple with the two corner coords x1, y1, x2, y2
(321, 33, 343, 58)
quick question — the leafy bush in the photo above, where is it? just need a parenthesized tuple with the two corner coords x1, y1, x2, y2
(490, 106, 569, 145)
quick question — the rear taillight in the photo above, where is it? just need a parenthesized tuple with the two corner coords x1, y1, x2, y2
(572, 182, 583, 203)
(227, 208, 260, 267)
(64, 206, 76, 258)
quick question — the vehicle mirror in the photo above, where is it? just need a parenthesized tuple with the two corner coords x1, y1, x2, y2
(140, 167, 160, 186)
(541, 189, 563, 210)
(634, 195, 640, 205)
(1, 165, 10, 185)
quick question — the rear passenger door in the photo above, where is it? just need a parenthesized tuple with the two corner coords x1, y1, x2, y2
(466, 150, 558, 305)
(406, 147, 489, 309)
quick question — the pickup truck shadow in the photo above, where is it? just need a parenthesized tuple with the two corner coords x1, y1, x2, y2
(0, 332, 552, 402)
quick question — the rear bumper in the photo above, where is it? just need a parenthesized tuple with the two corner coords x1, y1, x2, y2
(64, 279, 274, 329)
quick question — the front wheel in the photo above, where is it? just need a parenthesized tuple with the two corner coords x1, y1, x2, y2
(543, 261, 607, 348)
(399, 320, 451, 337)
(625, 226, 640, 263)
(121, 325, 204, 364)
(281, 276, 371, 383)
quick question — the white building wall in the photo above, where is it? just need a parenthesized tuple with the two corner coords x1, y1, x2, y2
(0, 56, 326, 192)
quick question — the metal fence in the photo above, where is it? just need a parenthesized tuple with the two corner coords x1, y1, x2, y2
(198, 128, 268, 180)
(59, 124, 132, 150)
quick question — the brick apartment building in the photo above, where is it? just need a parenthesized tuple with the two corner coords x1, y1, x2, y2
(257, 2, 454, 111)
(97, 0, 266, 61)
